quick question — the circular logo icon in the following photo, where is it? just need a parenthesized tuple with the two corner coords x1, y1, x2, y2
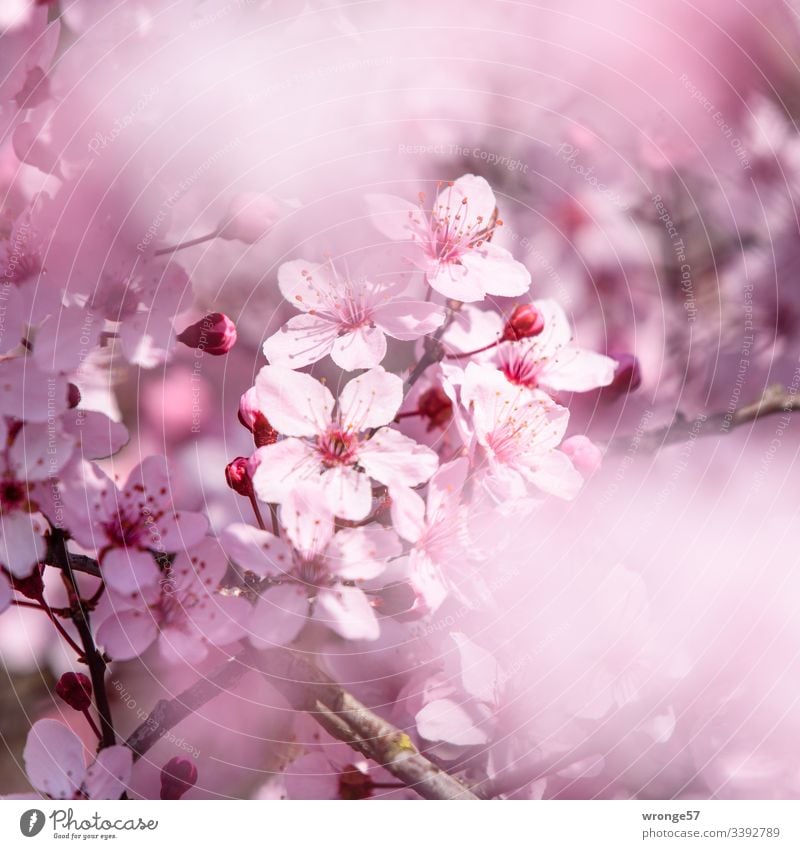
(20, 810, 45, 837)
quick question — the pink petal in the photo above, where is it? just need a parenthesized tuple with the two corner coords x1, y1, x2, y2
(0, 360, 69, 422)
(0, 285, 26, 355)
(277, 259, 335, 312)
(83, 746, 132, 800)
(10, 421, 74, 480)
(415, 698, 489, 746)
(520, 448, 583, 500)
(458, 243, 531, 298)
(248, 584, 308, 647)
(156, 510, 209, 552)
(281, 483, 335, 560)
(219, 523, 293, 577)
(388, 484, 426, 544)
(96, 608, 159, 661)
(325, 525, 401, 580)
(33, 306, 101, 372)
(372, 300, 445, 341)
(23, 720, 84, 799)
(319, 465, 372, 521)
(330, 325, 387, 371)
(0, 511, 45, 578)
(540, 348, 617, 392)
(119, 312, 175, 368)
(452, 632, 502, 705)
(365, 193, 423, 241)
(101, 548, 161, 595)
(436, 175, 497, 230)
(426, 457, 469, 521)
(60, 409, 129, 460)
(358, 428, 439, 487)
(255, 365, 333, 437)
(0, 573, 11, 614)
(251, 438, 319, 505)
(262, 314, 339, 369)
(315, 585, 380, 641)
(338, 366, 403, 431)
(428, 260, 485, 302)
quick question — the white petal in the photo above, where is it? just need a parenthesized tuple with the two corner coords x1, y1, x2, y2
(372, 300, 445, 341)
(0, 511, 45, 578)
(96, 609, 158, 661)
(315, 585, 380, 641)
(318, 465, 372, 521)
(452, 632, 502, 705)
(23, 720, 84, 800)
(359, 428, 438, 487)
(277, 259, 335, 312)
(251, 439, 319, 505)
(101, 548, 161, 595)
(458, 243, 531, 299)
(83, 747, 133, 800)
(337, 366, 403, 431)
(248, 584, 308, 647)
(520, 449, 583, 500)
(365, 193, 423, 241)
(326, 525, 400, 580)
(255, 365, 333, 437)
(388, 484, 426, 543)
(281, 483, 335, 560)
(540, 348, 617, 392)
(219, 523, 293, 577)
(262, 314, 339, 369)
(330, 325, 387, 371)
(415, 698, 488, 746)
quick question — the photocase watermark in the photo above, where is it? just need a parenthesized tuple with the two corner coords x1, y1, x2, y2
(678, 73, 752, 170)
(398, 142, 529, 175)
(88, 86, 160, 156)
(652, 194, 697, 323)
(555, 144, 630, 212)
(19, 806, 158, 837)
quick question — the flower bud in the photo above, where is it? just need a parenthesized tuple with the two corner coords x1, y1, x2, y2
(606, 353, 642, 399)
(225, 457, 253, 497)
(417, 386, 452, 432)
(177, 313, 237, 356)
(66, 383, 82, 409)
(160, 757, 198, 800)
(217, 193, 281, 244)
(238, 387, 278, 447)
(502, 303, 545, 341)
(561, 435, 603, 477)
(55, 672, 92, 712)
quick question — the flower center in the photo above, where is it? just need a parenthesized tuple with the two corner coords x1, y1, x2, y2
(317, 426, 359, 467)
(0, 478, 27, 511)
(499, 346, 541, 389)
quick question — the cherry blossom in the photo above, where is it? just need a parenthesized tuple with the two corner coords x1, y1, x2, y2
(221, 485, 401, 644)
(263, 259, 444, 370)
(250, 365, 438, 521)
(22, 719, 131, 800)
(367, 175, 531, 302)
(58, 457, 208, 596)
(96, 538, 248, 663)
(459, 362, 583, 502)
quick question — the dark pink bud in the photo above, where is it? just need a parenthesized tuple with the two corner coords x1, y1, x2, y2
(607, 353, 642, 399)
(177, 313, 237, 356)
(238, 388, 278, 447)
(160, 757, 198, 800)
(66, 383, 82, 409)
(502, 304, 545, 341)
(217, 193, 281, 244)
(417, 386, 453, 432)
(225, 457, 253, 497)
(55, 672, 93, 711)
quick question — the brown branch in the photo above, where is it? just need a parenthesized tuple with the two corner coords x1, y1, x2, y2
(125, 645, 477, 800)
(606, 384, 800, 454)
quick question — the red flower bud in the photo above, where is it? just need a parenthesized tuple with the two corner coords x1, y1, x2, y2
(225, 457, 253, 497)
(55, 672, 93, 712)
(417, 386, 453, 432)
(177, 313, 237, 356)
(160, 757, 198, 800)
(606, 353, 642, 399)
(502, 304, 545, 342)
(238, 387, 278, 447)
(66, 383, 82, 409)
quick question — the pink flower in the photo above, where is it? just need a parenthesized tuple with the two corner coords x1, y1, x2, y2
(367, 174, 531, 302)
(221, 485, 401, 644)
(251, 366, 438, 521)
(460, 363, 583, 502)
(59, 457, 209, 596)
(388, 458, 472, 614)
(497, 300, 616, 393)
(263, 259, 444, 370)
(96, 538, 248, 663)
(22, 719, 131, 800)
